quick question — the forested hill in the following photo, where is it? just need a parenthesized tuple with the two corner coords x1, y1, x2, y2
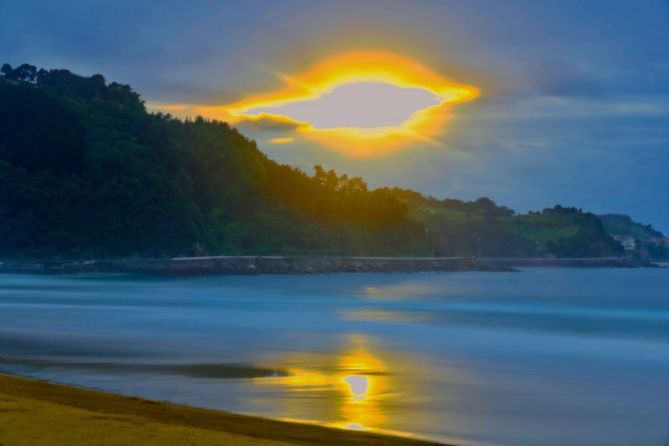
(0, 63, 428, 257)
(0, 63, 622, 259)
(598, 214, 664, 240)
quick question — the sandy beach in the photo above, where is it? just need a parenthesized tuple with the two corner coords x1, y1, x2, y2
(0, 373, 445, 446)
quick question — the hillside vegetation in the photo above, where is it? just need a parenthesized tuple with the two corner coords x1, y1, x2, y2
(599, 214, 663, 239)
(385, 190, 621, 257)
(0, 63, 624, 259)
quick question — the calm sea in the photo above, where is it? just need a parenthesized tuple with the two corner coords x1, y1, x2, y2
(1, 268, 668, 446)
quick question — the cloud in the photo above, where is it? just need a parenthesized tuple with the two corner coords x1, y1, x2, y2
(236, 117, 303, 148)
(269, 137, 295, 144)
(235, 117, 301, 133)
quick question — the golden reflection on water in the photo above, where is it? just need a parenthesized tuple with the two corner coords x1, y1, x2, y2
(341, 309, 431, 323)
(337, 339, 388, 429)
(254, 335, 399, 432)
(362, 281, 438, 300)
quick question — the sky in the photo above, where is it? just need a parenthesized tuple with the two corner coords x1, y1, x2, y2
(2, 0, 669, 231)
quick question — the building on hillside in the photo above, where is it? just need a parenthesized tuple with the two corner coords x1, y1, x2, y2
(611, 234, 637, 251)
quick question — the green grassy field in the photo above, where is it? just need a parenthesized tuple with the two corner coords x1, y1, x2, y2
(501, 214, 581, 244)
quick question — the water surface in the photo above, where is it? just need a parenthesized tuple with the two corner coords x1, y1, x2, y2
(1, 268, 668, 445)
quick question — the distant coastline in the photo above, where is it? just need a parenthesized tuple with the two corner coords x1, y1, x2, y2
(0, 255, 644, 276)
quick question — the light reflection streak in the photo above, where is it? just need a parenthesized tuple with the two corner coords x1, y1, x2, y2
(254, 335, 396, 431)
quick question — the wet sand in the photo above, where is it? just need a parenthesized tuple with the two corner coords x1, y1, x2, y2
(0, 373, 446, 446)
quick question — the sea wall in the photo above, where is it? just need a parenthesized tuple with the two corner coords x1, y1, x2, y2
(0, 256, 507, 275)
(479, 257, 637, 268)
(0, 255, 638, 276)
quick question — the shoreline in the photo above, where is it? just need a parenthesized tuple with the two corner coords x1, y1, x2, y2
(0, 255, 641, 276)
(0, 373, 446, 446)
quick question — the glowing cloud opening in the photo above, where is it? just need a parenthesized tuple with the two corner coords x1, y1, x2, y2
(179, 50, 479, 157)
(232, 51, 478, 157)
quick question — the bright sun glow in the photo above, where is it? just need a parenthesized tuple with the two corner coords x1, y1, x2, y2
(156, 51, 480, 157)
(248, 82, 442, 130)
(225, 51, 479, 157)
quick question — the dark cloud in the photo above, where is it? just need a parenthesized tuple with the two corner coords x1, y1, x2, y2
(235, 117, 301, 134)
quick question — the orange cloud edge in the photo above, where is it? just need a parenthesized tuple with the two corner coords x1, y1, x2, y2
(149, 50, 480, 157)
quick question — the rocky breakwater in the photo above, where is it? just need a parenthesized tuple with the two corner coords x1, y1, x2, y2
(0, 256, 513, 275)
